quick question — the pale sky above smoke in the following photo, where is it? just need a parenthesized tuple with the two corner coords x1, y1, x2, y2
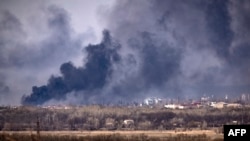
(1, 0, 250, 105)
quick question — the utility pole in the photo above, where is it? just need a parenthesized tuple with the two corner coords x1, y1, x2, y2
(36, 116, 40, 139)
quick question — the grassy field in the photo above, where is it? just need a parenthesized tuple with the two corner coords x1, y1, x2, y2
(1, 130, 223, 141)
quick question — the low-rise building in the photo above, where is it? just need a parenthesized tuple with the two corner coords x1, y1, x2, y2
(164, 104, 185, 109)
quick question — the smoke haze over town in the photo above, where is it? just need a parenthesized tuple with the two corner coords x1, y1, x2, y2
(0, 0, 250, 105)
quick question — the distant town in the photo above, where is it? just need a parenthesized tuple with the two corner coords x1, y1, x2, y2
(143, 93, 250, 109)
(2, 93, 248, 111)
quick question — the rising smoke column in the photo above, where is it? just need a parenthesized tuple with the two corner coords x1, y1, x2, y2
(22, 0, 250, 105)
(104, 0, 250, 98)
(22, 30, 120, 105)
(0, 5, 85, 105)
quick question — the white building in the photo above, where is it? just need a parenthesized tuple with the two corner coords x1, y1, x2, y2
(144, 97, 162, 106)
(164, 104, 185, 109)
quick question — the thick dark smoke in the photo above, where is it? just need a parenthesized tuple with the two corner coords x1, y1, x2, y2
(14, 0, 250, 105)
(22, 31, 120, 105)
(0, 5, 83, 105)
(104, 0, 250, 99)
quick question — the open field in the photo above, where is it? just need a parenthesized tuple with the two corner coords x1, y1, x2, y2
(1, 130, 223, 141)
(1, 105, 245, 140)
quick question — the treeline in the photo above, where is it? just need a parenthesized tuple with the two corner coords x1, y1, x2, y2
(0, 105, 250, 131)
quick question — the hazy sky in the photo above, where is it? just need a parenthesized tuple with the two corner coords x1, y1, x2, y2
(1, 0, 250, 105)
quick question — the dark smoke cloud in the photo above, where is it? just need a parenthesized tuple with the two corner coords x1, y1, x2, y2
(5, 0, 250, 105)
(0, 5, 83, 105)
(0, 11, 24, 67)
(22, 31, 120, 105)
(103, 0, 250, 99)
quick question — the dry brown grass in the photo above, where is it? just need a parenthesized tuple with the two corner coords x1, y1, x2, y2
(1, 130, 224, 141)
(2, 129, 223, 137)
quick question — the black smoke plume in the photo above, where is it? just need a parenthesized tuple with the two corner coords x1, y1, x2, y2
(21, 0, 250, 105)
(22, 31, 120, 105)
(0, 5, 84, 105)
